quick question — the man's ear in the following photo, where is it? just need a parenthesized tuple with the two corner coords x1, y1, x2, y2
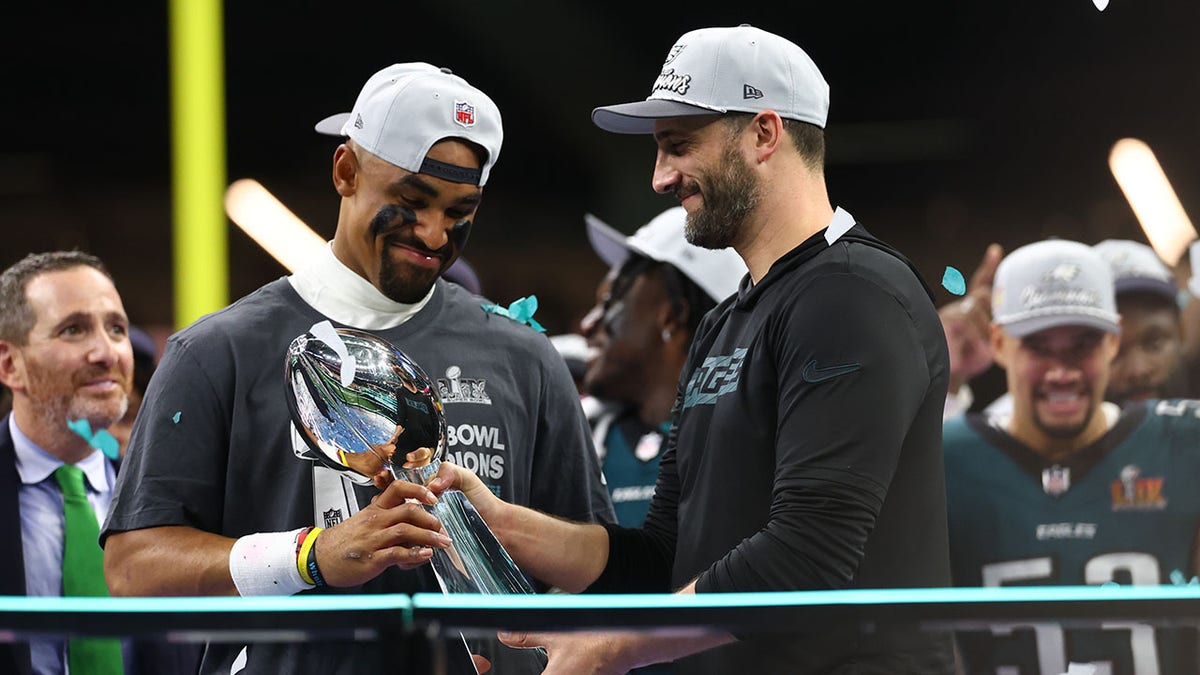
(656, 297, 687, 346)
(749, 110, 785, 164)
(989, 323, 1009, 370)
(0, 341, 25, 391)
(332, 143, 360, 197)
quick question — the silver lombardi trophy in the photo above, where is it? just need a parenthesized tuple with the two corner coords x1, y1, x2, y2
(285, 321, 547, 673)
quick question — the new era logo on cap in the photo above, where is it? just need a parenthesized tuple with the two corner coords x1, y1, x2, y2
(743, 84, 764, 99)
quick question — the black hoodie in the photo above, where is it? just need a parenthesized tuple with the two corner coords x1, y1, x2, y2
(594, 220, 956, 674)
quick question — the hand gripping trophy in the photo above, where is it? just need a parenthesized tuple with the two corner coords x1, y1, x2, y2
(285, 321, 547, 672)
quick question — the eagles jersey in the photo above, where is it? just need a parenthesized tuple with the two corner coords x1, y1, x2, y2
(600, 412, 666, 527)
(944, 400, 1200, 675)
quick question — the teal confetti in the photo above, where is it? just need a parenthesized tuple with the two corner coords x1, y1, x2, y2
(942, 266, 966, 296)
(172, 411, 181, 424)
(91, 430, 119, 460)
(66, 419, 120, 460)
(66, 418, 92, 441)
(481, 295, 546, 332)
(1169, 569, 1199, 586)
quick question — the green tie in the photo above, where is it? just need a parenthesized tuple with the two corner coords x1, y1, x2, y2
(54, 464, 123, 675)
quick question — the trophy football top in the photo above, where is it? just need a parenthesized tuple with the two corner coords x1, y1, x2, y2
(285, 322, 447, 479)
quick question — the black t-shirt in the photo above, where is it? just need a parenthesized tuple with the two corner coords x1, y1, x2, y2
(103, 279, 614, 675)
(595, 223, 957, 674)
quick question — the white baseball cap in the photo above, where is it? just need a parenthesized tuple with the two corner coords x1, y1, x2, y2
(592, 24, 829, 134)
(992, 239, 1120, 338)
(584, 206, 747, 302)
(1091, 239, 1177, 301)
(315, 63, 503, 186)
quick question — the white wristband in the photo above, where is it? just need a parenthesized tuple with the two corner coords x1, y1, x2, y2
(228, 529, 314, 596)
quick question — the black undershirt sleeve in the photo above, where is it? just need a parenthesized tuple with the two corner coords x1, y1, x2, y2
(587, 428, 680, 593)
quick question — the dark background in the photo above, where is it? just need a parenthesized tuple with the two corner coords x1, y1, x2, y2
(3, 0, 1199, 340)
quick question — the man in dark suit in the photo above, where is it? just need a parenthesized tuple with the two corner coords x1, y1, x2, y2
(0, 250, 193, 675)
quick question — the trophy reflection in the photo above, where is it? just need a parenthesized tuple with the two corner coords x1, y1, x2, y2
(285, 321, 547, 672)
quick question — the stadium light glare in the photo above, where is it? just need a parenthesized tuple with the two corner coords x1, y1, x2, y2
(1108, 138, 1196, 267)
(224, 179, 327, 272)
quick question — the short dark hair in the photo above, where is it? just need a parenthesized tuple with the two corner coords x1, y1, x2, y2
(0, 251, 111, 345)
(612, 254, 717, 339)
(721, 113, 826, 171)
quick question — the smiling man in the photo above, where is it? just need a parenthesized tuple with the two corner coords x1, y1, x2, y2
(101, 63, 612, 675)
(0, 251, 199, 674)
(1093, 239, 1189, 403)
(944, 239, 1200, 674)
(0, 252, 132, 675)
(434, 24, 955, 675)
(578, 207, 746, 529)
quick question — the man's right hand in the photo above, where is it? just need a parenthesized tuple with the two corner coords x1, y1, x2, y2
(427, 460, 611, 593)
(940, 243, 1003, 393)
(315, 478, 452, 587)
(428, 460, 504, 524)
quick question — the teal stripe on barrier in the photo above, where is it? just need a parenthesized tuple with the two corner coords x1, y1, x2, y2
(9, 586, 1200, 619)
(5, 586, 1198, 615)
(412, 585, 1200, 610)
(0, 593, 412, 614)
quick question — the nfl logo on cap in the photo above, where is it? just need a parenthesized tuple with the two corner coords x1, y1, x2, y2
(455, 101, 476, 128)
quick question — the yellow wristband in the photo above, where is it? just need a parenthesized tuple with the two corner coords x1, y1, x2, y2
(296, 527, 323, 586)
